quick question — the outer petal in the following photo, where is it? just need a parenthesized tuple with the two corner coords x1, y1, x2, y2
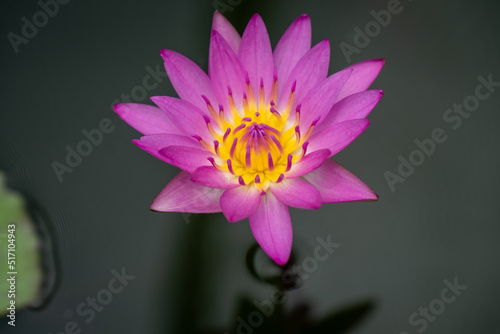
(151, 96, 212, 140)
(317, 90, 383, 132)
(271, 178, 321, 209)
(132, 134, 201, 162)
(159, 146, 213, 173)
(286, 149, 331, 178)
(151, 171, 223, 213)
(308, 119, 370, 158)
(209, 30, 246, 111)
(249, 192, 292, 265)
(161, 49, 218, 111)
(278, 39, 330, 111)
(191, 166, 239, 189)
(274, 14, 311, 97)
(238, 14, 274, 101)
(113, 103, 181, 135)
(212, 11, 241, 54)
(220, 185, 261, 222)
(303, 159, 378, 203)
(299, 68, 352, 129)
(336, 59, 385, 102)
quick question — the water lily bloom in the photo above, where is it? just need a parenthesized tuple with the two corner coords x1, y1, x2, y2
(114, 12, 384, 265)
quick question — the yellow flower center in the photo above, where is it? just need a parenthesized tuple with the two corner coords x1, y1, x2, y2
(198, 75, 317, 191)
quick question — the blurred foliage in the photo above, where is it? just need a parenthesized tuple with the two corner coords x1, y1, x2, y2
(0, 172, 42, 315)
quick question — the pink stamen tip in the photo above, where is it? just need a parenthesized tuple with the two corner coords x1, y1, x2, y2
(255, 112, 260, 117)
(273, 67, 278, 82)
(285, 154, 293, 172)
(192, 135, 202, 142)
(245, 145, 252, 168)
(207, 157, 216, 167)
(233, 123, 246, 134)
(276, 174, 285, 183)
(223, 128, 231, 142)
(238, 176, 246, 186)
(270, 100, 276, 106)
(230, 138, 238, 158)
(213, 140, 220, 155)
(295, 126, 301, 141)
(267, 152, 274, 171)
(291, 81, 297, 93)
(242, 117, 252, 122)
(261, 124, 281, 136)
(227, 159, 235, 175)
(201, 95, 211, 106)
(219, 104, 224, 112)
(243, 92, 248, 100)
(296, 103, 302, 113)
(202, 114, 210, 124)
(270, 106, 281, 118)
(311, 116, 321, 127)
(260, 77, 264, 88)
(271, 135, 284, 155)
(227, 86, 233, 96)
(245, 72, 251, 85)
(255, 175, 261, 183)
(302, 141, 309, 155)
(260, 191, 267, 196)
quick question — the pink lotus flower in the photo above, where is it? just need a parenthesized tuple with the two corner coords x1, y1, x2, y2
(114, 12, 383, 265)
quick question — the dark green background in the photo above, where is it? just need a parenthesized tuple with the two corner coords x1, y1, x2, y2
(1, 0, 499, 333)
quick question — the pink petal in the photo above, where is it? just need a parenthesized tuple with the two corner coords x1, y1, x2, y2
(336, 59, 385, 102)
(220, 185, 261, 222)
(150, 96, 212, 141)
(249, 192, 292, 265)
(212, 11, 241, 54)
(274, 14, 311, 97)
(286, 149, 331, 178)
(238, 14, 274, 101)
(317, 90, 383, 132)
(151, 171, 223, 213)
(159, 146, 213, 173)
(113, 103, 181, 135)
(191, 166, 239, 189)
(209, 30, 246, 111)
(271, 178, 321, 209)
(278, 39, 330, 111)
(299, 68, 352, 129)
(302, 159, 378, 203)
(161, 49, 218, 111)
(132, 134, 201, 162)
(308, 119, 370, 157)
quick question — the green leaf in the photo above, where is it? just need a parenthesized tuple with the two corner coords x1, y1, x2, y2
(0, 172, 43, 315)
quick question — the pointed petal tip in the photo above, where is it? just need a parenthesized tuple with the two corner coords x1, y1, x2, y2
(272, 253, 291, 266)
(112, 103, 124, 114)
(159, 49, 173, 61)
(250, 13, 263, 21)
